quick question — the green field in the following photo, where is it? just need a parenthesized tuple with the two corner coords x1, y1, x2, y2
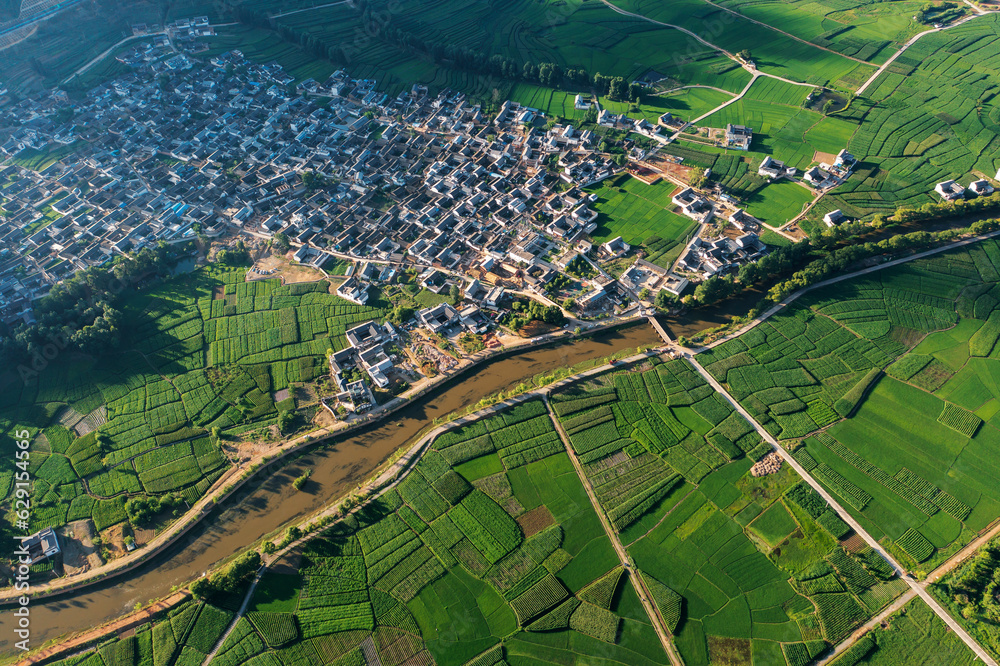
(549, 358, 909, 661)
(826, 14, 1000, 219)
(699, 238, 1000, 573)
(830, 598, 977, 666)
(715, 0, 928, 65)
(51, 366, 922, 666)
(700, 77, 857, 170)
(0, 263, 386, 537)
(619, 0, 874, 88)
(586, 175, 696, 247)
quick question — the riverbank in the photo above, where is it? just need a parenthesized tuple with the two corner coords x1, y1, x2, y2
(13, 342, 666, 666)
(0, 322, 663, 659)
(0, 315, 646, 607)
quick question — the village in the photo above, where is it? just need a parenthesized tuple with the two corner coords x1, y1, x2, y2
(0, 44, 796, 341)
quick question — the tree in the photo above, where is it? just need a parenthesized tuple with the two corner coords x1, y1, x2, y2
(190, 551, 261, 599)
(542, 305, 564, 325)
(272, 231, 290, 251)
(449, 284, 461, 306)
(387, 304, 415, 325)
(563, 297, 576, 310)
(278, 410, 294, 433)
(293, 470, 312, 490)
(694, 276, 735, 305)
(737, 49, 752, 61)
(638, 288, 651, 301)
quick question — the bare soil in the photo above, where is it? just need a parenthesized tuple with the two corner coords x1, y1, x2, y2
(253, 252, 326, 284)
(518, 320, 560, 338)
(517, 506, 556, 537)
(101, 523, 128, 561)
(60, 520, 103, 575)
(813, 151, 838, 165)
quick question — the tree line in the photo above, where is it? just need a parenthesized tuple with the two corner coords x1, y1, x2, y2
(233, 3, 647, 103)
(0, 242, 180, 370)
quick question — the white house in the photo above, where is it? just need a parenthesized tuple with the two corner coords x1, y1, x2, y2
(935, 180, 965, 201)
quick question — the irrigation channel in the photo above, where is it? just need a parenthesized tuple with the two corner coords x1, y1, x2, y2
(0, 322, 692, 656)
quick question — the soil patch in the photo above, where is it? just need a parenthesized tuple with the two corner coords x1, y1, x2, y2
(517, 505, 556, 537)
(842, 533, 867, 553)
(813, 151, 837, 165)
(60, 519, 103, 575)
(518, 320, 560, 338)
(101, 523, 129, 561)
(253, 253, 327, 284)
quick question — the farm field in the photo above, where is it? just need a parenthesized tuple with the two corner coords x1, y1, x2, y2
(509, 84, 739, 126)
(45, 397, 671, 666)
(617, 0, 874, 88)
(0, 263, 386, 543)
(829, 598, 977, 666)
(740, 179, 815, 228)
(827, 14, 1000, 218)
(549, 357, 910, 663)
(713, 0, 927, 65)
(654, 87, 737, 123)
(699, 238, 1000, 574)
(240, 0, 762, 99)
(48, 364, 923, 666)
(586, 174, 696, 247)
(700, 77, 857, 170)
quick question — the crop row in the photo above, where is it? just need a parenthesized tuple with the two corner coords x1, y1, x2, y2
(568, 602, 619, 643)
(813, 593, 867, 642)
(562, 405, 614, 436)
(297, 603, 374, 638)
(896, 528, 934, 562)
(894, 468, 971, 520)
(814, 464, 871, 510)
(815, 433, 938, 515)
(246, 612, 298, 648)
(827, 547, 878, 594)
(510, 574, 568, 623)
(937, 402, 982, 437)
(640, 574, 682, 634)
(450, 491, 522, 564)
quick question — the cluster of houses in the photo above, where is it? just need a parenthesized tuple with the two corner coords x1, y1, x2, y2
(677, 232, 768, 279)
(935, 178, 994, 201)
(0, 48, 663, 326)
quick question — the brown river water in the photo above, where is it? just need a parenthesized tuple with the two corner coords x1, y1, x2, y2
(1, 324, 667, 657)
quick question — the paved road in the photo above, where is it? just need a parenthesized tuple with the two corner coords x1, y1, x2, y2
(270, 0, 349, 18)
(856, 10, 998, 95)
(699, 0, 869, 64)
(543, 394, 684, 666)
(822, 516, 1000, 663)
(684, 353, 999, 666)
(694, 227, 1000, 353)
